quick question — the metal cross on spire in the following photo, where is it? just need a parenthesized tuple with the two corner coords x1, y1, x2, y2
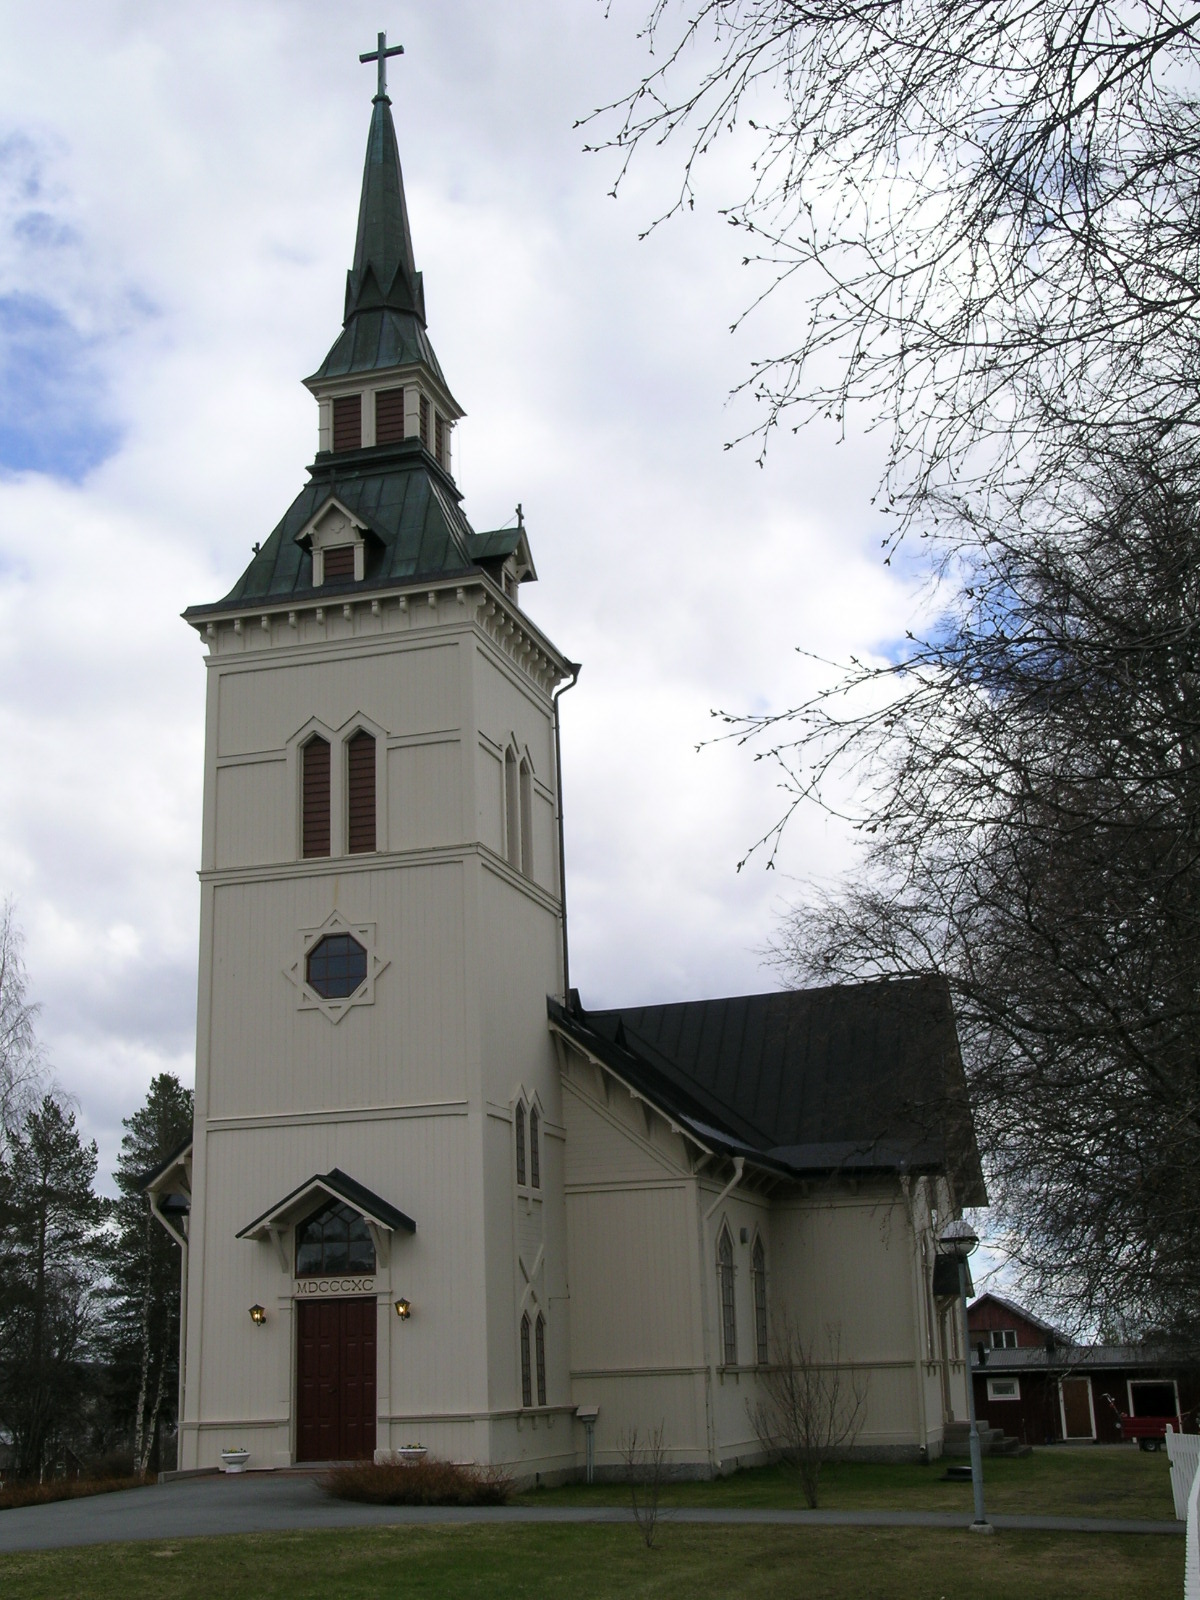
(359, 31, 404, 101)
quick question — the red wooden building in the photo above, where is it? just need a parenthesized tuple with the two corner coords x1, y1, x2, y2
(968, 1293, 1198, 1446)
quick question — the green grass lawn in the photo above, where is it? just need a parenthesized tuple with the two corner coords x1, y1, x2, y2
(522, 1444, 1175, 1520)
(0, 1524, 1182, 1600)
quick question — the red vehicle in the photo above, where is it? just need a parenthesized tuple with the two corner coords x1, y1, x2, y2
(1102, 1393, 1187, 1452)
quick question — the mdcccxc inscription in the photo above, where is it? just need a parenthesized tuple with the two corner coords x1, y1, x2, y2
(293, 1277, 376, 1297)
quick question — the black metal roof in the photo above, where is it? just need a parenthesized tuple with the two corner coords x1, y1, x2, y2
(139, 1133, 193, 1192)
(550, 975, 986, 1204)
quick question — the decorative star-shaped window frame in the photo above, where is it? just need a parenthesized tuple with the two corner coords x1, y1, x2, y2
(283, 911, 389, 1024)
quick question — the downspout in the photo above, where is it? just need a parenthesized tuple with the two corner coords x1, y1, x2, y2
(552, 661, 581, 1003)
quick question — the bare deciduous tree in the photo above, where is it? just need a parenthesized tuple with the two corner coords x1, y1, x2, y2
(754, 440, 1200, 1347)
(749, 1313, 865, 1507)
(0, 898, 45, 1147)
(592, 3, 1200, 529)
(619, 1420, 669, 1546)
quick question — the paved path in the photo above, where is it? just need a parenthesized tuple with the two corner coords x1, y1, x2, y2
(0, 1473, 1183, 1553)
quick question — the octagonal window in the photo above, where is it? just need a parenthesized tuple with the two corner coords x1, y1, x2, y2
(306, 933, 367, 999)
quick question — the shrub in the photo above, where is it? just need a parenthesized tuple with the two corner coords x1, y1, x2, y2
(0, 1476, 144, 1512)
(319, 1455, 513, 1507)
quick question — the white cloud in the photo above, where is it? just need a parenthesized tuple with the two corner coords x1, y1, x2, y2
(0, 0, 919, 1186)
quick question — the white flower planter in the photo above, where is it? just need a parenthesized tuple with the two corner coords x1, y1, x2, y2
(221, 1450, 251, 1473)
(396, 1447, 427, 1463)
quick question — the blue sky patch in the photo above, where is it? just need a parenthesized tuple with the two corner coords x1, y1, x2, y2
(0, 292, 121, 481)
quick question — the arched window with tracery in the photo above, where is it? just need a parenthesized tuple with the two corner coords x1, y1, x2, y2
(529, 1105, 540, 1189)
(535, 1313, 547, 1406)
(295, 1200, 376, 1277)
(751, 1236, 768, 1366)
(519, 1313, 533, 1408)
(717, 1226, 737, 1367)
(514, 1100, 527, 1187)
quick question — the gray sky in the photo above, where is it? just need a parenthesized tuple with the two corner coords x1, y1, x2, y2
(0, 1, 918, 1187)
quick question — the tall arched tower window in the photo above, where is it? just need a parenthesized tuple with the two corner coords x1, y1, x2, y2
(717, 1226, 737, 1367)
(346, 730, 376, 853)
(514, 1101, 527, 1187)
(302, 736, 331, 858)
(751, 1236, 768, 1366)
(519, 1313, 533, 1408)
(529, 1105, 540, 1190)
(535, 1313, 547, 1406)
(519, 758, 533, 877)
(505, 747, 520, 867)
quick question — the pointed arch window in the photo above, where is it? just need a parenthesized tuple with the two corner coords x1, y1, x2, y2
(514, 1101, 527, 1187)
(520, 1313, 533, 1408)
(302, 736, 331, 858)
(717, 1226, 737, 1367)
(529, 1105, 540, 1190)
(505, 747, 520, 867)
(751, 1236, 768, 1366)
(519, 758, 533, 876)
(535, 1313, 547, 1406)
(346, 730, 376, 853)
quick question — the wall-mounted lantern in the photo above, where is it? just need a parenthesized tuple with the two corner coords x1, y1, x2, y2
(394, 1297, 412, 1320)
(249, 1303, 267, 1326)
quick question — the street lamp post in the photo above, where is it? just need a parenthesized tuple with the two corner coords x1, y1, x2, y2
(938, 1217, 993, 1534)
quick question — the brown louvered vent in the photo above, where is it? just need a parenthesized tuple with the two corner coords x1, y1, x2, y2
(323, 544, 355, 582)
(302, 737, 331, 859)
(332, 394, 362, 452)
(419, 392, 431, 448)
(375, 386, 405, 444)
(434, 412, 446, 468)
(347, 730, 376, 854)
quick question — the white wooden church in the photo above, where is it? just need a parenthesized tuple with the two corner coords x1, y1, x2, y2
(147, 43, 984, 1480)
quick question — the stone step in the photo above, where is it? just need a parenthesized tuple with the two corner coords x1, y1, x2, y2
(943, 1425, 1014, 1458)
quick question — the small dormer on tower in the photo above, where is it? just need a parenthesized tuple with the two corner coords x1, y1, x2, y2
(304, 62, 463, 478)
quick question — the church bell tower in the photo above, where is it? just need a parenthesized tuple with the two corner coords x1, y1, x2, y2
(160, 39, 578, 1474)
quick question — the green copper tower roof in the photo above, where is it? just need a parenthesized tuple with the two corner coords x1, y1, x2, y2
(308, 90, 447, 384)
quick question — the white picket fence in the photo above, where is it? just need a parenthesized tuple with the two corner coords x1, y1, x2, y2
(1169, 1429, 1200, 1521)
(1166, 1428, 1200, 1600)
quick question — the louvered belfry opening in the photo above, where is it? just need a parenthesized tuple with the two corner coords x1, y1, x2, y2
(375, 386, 405, 444)
(302, 737, 331, 858)
(347, 730, 376, 853)
(332, 393, 362, 452)
(323, 544, 356, 582)
(419, 392, 431, 448)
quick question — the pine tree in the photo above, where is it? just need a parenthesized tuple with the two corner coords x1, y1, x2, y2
(103, 1074, 192, 1476)
(0, 1095, 107, 1478)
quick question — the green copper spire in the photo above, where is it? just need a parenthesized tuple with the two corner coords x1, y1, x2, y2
(308, 75, 447, 385)
(344, 93, 425, 326)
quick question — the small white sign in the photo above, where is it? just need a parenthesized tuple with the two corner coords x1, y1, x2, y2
(293, 1276, 376, 1297)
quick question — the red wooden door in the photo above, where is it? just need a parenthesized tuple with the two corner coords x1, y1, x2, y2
(296, 1299, 377, 1461)
(1060, 1376, 1094, 1439)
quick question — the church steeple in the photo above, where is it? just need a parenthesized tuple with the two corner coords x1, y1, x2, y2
(307, 39, 454, 395)
(343, 91, 425, 329)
